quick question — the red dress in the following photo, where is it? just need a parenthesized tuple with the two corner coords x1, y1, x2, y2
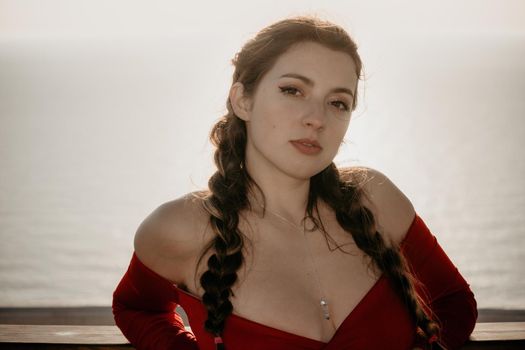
(112, 213, 477, 349)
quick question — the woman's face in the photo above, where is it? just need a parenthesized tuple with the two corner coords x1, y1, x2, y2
(232, 41, 359, 181)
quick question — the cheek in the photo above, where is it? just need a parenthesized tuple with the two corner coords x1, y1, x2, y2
(248, 113, 281, 145)
(339, 123, 350, 138)
(330, 118, 350, 135)
(254, 103, 291, 133)
(326, 121, 350, 149)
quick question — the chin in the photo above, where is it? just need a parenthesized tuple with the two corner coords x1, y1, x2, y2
(287, 162, 332, 180)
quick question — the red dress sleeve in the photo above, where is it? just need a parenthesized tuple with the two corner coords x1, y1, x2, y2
(112, 252, 200, 350)
(400, 213, 478, 350)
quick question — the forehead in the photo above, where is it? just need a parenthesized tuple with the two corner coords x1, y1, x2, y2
(265, 41, 358, 89)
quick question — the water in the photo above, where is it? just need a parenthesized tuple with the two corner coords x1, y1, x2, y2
(0, 36, 524, 309)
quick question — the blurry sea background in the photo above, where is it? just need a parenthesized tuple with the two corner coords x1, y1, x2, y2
(1, 1, 524, 310)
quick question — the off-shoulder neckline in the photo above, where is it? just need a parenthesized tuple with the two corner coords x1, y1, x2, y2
(131, 212, 420, 345)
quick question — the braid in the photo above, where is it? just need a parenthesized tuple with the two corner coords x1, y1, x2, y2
(316, 165, 441, 343)
(198, 115, 252, 349)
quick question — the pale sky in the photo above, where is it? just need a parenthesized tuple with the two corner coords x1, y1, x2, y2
(1, 0, 524, 41)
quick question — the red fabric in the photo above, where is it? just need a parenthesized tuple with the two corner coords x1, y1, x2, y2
(112, 213, 477, 350)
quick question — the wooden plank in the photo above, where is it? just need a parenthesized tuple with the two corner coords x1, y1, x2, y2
(0, 323, 524, 348)
(0, 345, 132, 350)
(0, 325, 127, 344)
(0, 307, 115, 326)
(0, 306, 190, 326)
(0, 325, 192, 344)
(477, 309, 525, 322)
(469, 322, 525, 341)
(461, 341, 525, 350)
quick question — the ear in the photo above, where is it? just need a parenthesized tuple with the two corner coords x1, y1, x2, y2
(229, 82, 252, 121)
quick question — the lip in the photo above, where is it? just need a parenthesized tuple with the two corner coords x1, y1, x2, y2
(290, 139, 322, 155)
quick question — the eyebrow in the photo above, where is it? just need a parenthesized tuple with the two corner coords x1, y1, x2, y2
(279, 73, 354, 98)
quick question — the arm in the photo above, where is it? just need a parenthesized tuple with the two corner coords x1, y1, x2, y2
(400, 213, 478, 350)
(112, 252, 199, 350)
(357, 167, 477, 349)
(112, 197, 205, 350)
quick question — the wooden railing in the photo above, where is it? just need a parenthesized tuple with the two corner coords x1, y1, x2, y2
(0, 323, 524, 349)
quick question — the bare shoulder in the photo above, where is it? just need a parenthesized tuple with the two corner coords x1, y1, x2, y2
(133, 191, 211, 284)
(341, 166, 416, 245)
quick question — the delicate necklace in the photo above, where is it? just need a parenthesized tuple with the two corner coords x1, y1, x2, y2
(251, 197, 336, 330)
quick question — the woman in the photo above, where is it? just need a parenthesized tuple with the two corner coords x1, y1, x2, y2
(112, 15, 477, 350)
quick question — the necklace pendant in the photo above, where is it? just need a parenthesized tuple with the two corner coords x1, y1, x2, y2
(320, 298, 330, 320)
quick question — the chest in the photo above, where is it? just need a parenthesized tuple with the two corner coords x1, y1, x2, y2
(184, 218, 383, 343)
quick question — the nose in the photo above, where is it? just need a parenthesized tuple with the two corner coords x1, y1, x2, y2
(302, 100, 327, 130)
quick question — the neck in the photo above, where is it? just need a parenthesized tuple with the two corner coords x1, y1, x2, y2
(245, 168, 311, 227)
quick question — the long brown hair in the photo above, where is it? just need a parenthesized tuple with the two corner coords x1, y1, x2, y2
(195, 15, 440, 349)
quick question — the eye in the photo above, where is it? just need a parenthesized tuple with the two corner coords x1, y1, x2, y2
(279, 86, 302, 97)
(331, 100, 350, 112)
(279, 86, 351, 112)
